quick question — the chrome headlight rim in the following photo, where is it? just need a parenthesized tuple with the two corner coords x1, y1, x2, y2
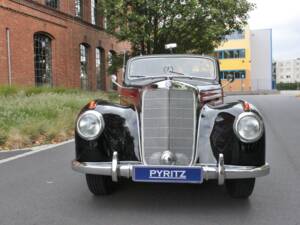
(76, 110, 105, 141)
(233, 112, 264, 143)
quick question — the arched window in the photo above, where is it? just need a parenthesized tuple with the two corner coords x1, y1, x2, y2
(108, 50, 113, 70)
(96, 47, 105, 90)
(80, 44, 89, 90)
(34, 33, 52, 87)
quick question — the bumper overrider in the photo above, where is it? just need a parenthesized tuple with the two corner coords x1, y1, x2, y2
(72, 152, 270, 185)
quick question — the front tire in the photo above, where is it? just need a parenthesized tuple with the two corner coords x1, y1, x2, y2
(86, 174, 115, 195)
(226, 178, 255, 198)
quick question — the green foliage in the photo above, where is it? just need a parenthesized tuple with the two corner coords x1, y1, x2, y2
(0, 86, 81, 97)
(98, 0, 255, 54)
(0, 86, 118, 150)
(276, 82, 300, 90)
(0, 86, 18, 96)
(108, 53, 125, 75)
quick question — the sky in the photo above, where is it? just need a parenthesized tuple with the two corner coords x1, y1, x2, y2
(248, 0, 300, 60)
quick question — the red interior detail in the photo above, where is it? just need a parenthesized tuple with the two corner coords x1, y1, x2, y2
(199, 89, 224, 106)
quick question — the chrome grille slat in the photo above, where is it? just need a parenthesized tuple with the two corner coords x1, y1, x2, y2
(142, 88, 196, 165)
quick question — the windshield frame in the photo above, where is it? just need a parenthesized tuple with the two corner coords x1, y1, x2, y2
(126, 55, 218, 82)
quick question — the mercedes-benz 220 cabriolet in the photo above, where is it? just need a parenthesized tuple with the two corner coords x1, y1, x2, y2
(72, 54, 270, 198)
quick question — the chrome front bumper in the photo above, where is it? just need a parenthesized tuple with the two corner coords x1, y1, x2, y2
(71, 153, 270, 185)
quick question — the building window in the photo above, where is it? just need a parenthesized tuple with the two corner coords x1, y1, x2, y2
(45, 0, 59, 9)
(91, 0, 98, 25)
(220, 70, 246, 80)
(75, 0, 82, 17)
(108, 50, 117, 90)
(80, 44, 89, 90)
(34, 33, 52, 87)
(96, 48, 105, 90)
(215, 49, 245, 59)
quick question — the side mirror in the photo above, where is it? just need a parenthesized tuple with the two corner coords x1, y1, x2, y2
(165, 43, 177, 53)
(111, 74, 123, 88)
(226, 74, 235, 83)
(111, 74, 117, 82)
(222, 74, 235, 88)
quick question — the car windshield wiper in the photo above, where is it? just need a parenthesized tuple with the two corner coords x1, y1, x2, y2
(168, 71, 185, 76)
(131, 74, 213, 82)
(130, 75, 146, 78)
(168, 71, 197, 80)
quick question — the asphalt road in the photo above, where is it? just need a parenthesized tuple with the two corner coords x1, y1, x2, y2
(0, 95, 300, 225)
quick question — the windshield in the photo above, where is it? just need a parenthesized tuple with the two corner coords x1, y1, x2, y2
(128, 57, 216, 80)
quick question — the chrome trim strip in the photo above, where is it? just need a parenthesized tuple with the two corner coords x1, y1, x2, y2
(134, 106, 143, 161)
(72, 160, 270, 181)
(140, 90, 147, 165)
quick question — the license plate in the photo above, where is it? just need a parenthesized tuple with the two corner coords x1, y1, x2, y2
(132, 166, 203, 184)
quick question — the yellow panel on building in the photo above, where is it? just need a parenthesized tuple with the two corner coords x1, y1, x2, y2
(215, 28, 252, 91)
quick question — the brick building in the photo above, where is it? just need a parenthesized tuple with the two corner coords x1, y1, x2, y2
(0, 0, 130, 90)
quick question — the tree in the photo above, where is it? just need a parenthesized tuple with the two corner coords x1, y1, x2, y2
(98, 0, 254, 55)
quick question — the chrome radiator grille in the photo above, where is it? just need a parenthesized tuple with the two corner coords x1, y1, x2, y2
(142, 88, 196, 165)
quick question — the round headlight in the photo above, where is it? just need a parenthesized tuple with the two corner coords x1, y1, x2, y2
(76, 111, 104, 140)
(234, 112, 264, 143)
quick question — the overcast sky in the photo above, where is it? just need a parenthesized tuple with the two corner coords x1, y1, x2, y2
(248, 0, 300, 60)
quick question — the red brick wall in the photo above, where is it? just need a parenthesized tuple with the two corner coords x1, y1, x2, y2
(0, 0, 131, 90)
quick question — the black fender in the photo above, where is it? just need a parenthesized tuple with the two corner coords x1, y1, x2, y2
(75, 100, 141, 162)
(197, 101, 265, 166)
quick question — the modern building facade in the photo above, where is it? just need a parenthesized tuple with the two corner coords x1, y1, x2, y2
(0, 0, 130, 90)
(215, 28, 273, 91)
(276, 59, 300, 83)
(250, 29, 273, 90)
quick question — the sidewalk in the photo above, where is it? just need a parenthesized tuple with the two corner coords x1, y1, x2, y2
(225, 90, 279, 96)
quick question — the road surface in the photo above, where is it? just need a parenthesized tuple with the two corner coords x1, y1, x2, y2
(0, 95, 299, 225)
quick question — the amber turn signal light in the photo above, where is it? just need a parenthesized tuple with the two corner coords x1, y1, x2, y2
(88, 101, 97, 110)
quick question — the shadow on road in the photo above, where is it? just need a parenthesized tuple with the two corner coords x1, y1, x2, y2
(86, 180, 252, 214)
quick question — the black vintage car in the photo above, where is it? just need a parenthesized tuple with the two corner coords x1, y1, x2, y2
(72, 54, 270, 198)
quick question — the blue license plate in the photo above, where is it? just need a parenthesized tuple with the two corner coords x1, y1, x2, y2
(132, 166, 203, 184)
